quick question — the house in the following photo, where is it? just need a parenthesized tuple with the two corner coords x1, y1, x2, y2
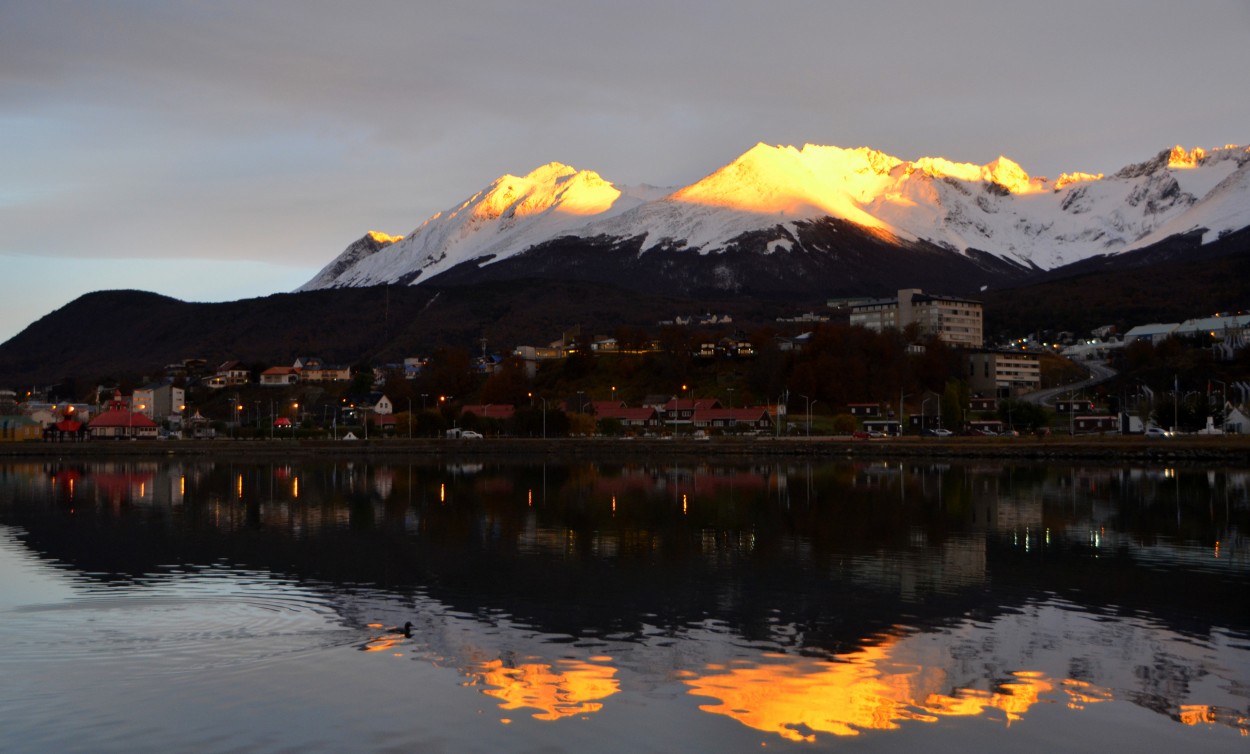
(663, 398, 723, 424)
(0, 415, 42, 442)
(695, 342, 718, 359)
(1056, 399, 1095, 414)
(595, 406, 662, 429)
(260, 367, 299, 386)
(1224, 407, 1250, 434)
(88, 393, 158, 439)
(969, 396, 999, 413)
(295, 358, 352, 383)
(691, 407, 772, 432)
(1072, 415, 1119, 434)
(721, 336, 755, 357)
(847, 403, 882, 417)
(209, 360, 250, 388)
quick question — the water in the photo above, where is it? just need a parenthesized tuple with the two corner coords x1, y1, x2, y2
(0, 458, 1246, 752)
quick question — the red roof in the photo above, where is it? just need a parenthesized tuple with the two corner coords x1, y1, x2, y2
(89, 409, 157, 428)
(596, 407, 659, 422)
(664, 398, 722, 411)
(54, 420, 84, 432)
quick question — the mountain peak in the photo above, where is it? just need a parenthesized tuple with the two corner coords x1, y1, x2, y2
(366, 231, 404, 245)
(301, 140, 1250, 293)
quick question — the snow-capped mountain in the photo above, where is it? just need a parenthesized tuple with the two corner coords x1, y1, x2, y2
(299, 143, 1250, 294)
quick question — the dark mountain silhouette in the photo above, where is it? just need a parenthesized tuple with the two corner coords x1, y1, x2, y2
(2, 227, 1248, 388)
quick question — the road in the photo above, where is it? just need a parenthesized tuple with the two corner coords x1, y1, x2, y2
(1020, 359, 1117, 407)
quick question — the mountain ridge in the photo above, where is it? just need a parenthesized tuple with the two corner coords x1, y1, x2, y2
(300, 142, 1250, 294)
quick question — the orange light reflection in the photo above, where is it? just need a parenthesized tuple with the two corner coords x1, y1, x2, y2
(684, 639, 1101, 743)
(472, 658, 619, 721)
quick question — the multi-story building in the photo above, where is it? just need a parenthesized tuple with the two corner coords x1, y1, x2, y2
(849, 288, 983, 347)
(966, 350, 1041, 398)
(131, 384, 186, 422)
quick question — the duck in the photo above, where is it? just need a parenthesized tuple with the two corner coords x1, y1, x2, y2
(387, 621, 414, 638)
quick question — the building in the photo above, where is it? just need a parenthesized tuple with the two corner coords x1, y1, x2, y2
(691, 407, 773, 432)
(1072, 415, 1119, 434)
(259, 367, 299, 387)
(88, 393, 159, 439)
(595, 406, 662, 430)
(850, 288, 983, 347)
(847, 403, 882, 417)
(1123, 323, 1178, 344)
(1056, 399, 1096, 414)
(0, 415, 42, 442)
(131, 384, 185, 422)
(663, 398, 723, 425)
(966, 350, 1041, 397)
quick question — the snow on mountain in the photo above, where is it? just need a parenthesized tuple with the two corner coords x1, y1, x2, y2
(300, 143, 1250, 291)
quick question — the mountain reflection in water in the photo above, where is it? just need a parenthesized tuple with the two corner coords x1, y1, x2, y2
(0, 458, 1246, 750)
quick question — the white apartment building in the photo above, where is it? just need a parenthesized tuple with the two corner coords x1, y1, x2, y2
(850, 288, 983, 347)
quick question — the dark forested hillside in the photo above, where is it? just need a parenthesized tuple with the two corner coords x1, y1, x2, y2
(0, 282, 795, 387)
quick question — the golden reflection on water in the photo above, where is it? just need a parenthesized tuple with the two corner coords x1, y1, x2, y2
(469, 657, 620, 721)
(682, 638, 1109, 743)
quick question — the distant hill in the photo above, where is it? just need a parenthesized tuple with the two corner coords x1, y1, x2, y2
(4, 228, 1249, 389)
(0, 282, 795, 387)
(982, 227, 1250, 339)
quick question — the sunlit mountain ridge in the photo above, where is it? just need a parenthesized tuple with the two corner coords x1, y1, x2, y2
(300, 141, 1250, 293)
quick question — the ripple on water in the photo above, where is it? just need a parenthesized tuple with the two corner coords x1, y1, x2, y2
(1, 589, 359, 675)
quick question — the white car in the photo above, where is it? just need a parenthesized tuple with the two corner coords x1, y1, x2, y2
(1143, 427, 1172, 438)
(459, 430, 484, 439)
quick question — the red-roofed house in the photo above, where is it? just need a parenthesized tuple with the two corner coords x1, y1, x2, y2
(260, 367, 299, 386)
(595, 406, 661, 429)
(88, 394, 158, 439)
(692, 407, 773, 432)
(663, 398, 722, 424)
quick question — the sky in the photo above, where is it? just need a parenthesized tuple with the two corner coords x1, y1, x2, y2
(2, 0, 1248, 344)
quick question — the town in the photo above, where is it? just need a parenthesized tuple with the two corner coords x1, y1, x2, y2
(3, 288, 1248, 443)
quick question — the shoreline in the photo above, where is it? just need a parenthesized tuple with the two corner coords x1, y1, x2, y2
(4, 434, 1249, 463)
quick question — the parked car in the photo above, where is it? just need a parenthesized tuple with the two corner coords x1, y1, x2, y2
(459, 430, 484, 439)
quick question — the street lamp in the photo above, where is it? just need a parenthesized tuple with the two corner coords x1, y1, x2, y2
(922, 396, 935, 433)
(528, 392, 547, 438)
(800, 394, 814, 437)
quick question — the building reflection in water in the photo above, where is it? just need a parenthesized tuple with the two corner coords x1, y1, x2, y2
(2, 458, 1248, 745)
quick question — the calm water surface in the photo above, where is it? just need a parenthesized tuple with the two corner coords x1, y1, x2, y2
(0, 458, 1247, 752)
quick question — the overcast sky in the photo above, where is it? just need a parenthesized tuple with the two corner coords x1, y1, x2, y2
(2, 0, 1247, 344)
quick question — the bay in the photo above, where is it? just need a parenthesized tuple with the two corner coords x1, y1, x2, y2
(0, 458, 1246, 752)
